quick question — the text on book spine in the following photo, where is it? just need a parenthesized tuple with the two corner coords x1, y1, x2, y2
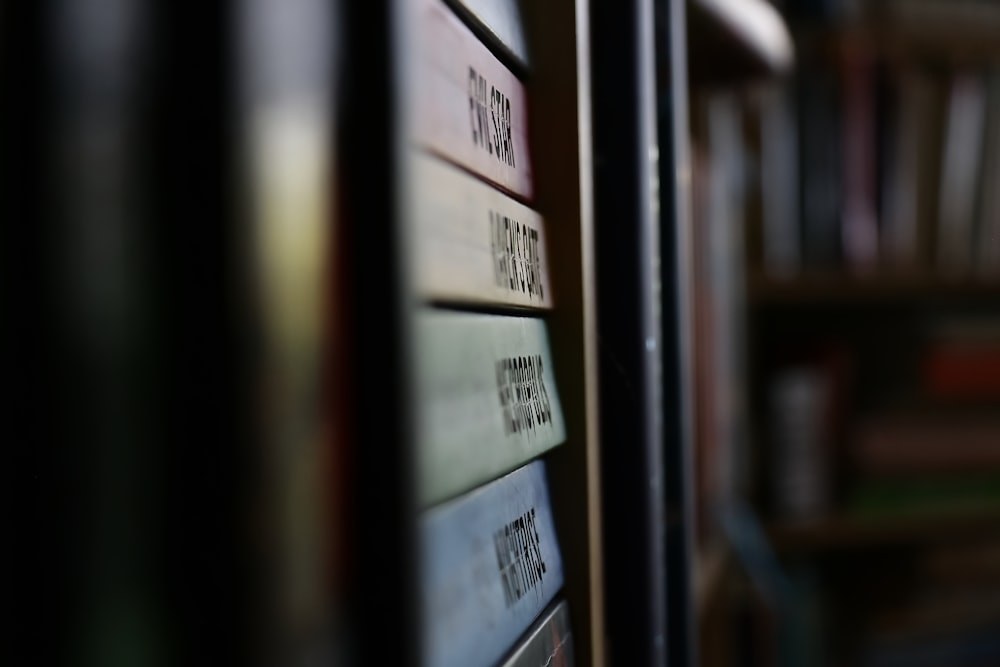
(496, 354, 553, 435)
(489, 211, 545, 300)
(469, 66, 516, 167)
(493, 506, 547, 608)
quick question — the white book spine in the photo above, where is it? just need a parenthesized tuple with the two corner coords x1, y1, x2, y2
(421, 460, 565, 667)
(938, 73, 986, 276)
(770, 369, 831, 520)
(412, 152, 553, 309)
(415, 310, 567, 506)
(413, 0, 534, 200)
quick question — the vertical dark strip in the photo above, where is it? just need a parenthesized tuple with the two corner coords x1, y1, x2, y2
(148, 2, 251, 663)
(47, 2, 166, 665)
(656, 0, 696, 665)
(339, 0, 418, 664)
(3, 3, 62, 663)
(591, 0, 668, 663)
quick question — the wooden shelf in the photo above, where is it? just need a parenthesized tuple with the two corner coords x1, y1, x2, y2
(765, 506, 1000, 554)
(748, 272, 1000, 305)
(868, 0, 1000, 61)
(687, 0, 794, 85)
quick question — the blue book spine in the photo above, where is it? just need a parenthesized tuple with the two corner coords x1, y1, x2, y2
(421, 460, 564, 667)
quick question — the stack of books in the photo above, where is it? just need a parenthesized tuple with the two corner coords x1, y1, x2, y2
(740, 32, 1000, 282)
(410, 0, 574, 665)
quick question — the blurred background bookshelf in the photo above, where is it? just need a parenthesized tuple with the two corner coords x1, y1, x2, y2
(687, 0, 1000, 665)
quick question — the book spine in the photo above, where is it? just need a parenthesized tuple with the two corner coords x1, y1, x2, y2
(977, 70, 1000, 279)
(414, 0, 534, 200)
(421, 460, 565, 667)
(937, 72, 986, 276)
(853, 420, 1000, 474)
(499, 599, 575, 667)
(798, 67, 842, 269)
(444, 0, 530, 72)
(760, 84, 801, 277)
(922, 343, 1000, 399)
(705, 92, 746, 511)
(839, 42, 879, 272)
(769, 367, 833, 520)
(236, 0, 338, 659)
(412, 152, 553, 309)
(882, 70, 926, 270)
(415, 309, 567, 506)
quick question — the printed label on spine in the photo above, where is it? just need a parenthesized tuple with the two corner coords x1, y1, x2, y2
(421, 461, 564, 667)
(413, 0, 533, 199)
(415, 310, 566, 506)
(411, 153, 552, 308)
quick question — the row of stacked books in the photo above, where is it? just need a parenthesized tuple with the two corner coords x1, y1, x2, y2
(410, 1, 574, 665)
(764, 315, 1000, 523)
(745, 41, 1000, 281)
(766, 323, 1000, 664)
(847, 317, 1000, 519)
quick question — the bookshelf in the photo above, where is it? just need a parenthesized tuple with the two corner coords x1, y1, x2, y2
(683, 3, 796, 667)
(749, 273, 1000, 303)
(684, 0, 1000, 663)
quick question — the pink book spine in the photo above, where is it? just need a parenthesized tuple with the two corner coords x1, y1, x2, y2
(840, 43, 879, 272)
(413, 0, 534, 200)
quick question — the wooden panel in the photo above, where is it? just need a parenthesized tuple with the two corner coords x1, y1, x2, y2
(521, 1, 606, 664)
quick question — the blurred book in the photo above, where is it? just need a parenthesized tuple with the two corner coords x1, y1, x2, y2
(974, 69, 1000, 280)
(847, 474, 1000, 518)
(689, 88, 750, 543)
(880, 67, 936, 271)
(921, 322, 1000, 402)
(770, 367, 834, 521)
(850, 412, 1000, 477)
(937, 70, 987, 278)
(499, 599, 574, 667)
(758, 82, 801, 277)
(421, 460, 564, 667)
(839, 38, 879, 273)
(767, 346, 849, 521)
(797, 60, 842, 270)
(237, 0, 342, 661)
